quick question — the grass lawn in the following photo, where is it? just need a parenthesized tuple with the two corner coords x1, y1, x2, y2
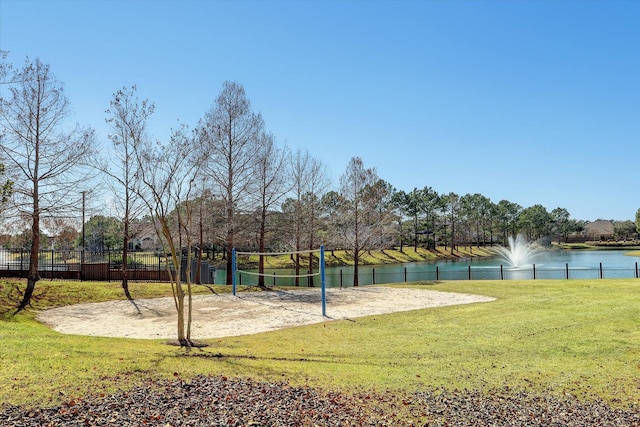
(0, 278, 638, 408)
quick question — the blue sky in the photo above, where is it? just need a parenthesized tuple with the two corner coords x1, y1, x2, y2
(1, 0, 638, 222)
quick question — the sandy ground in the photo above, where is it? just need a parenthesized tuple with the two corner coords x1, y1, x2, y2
(37, 287, 495, 340)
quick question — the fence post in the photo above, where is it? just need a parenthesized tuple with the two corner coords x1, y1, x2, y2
(436, 266, 439, 281)
(533, 264, 536, 280)
(340, 269, 343, 288)
(372, 268, 375, 285)
(565, 263, 569, 280)
(636, 262, 638, 279)
(404, 267, 407, 282)
(468, 265, 471, 280)
(80, 248, 84, 281)
(599, 262, 603, 279)
(500, 264, 504, 280)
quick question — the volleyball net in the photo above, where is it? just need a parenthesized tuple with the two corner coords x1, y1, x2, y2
(231, 245, 327, 316)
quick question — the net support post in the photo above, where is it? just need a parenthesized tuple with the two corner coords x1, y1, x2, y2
(320, 245, 326, 317)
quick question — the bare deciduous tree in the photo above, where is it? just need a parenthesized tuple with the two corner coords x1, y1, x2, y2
(287, 149, 312, 285)
(442, 192, 461, 254)
(198, 81, 263, 284)
(286, 149, 329, 286)
(0, 57, 95, 311)
(252, 132, 289, 288)
(104, 85, 153, 300)
(135, 124, 203, 345)
(338, 157, 382, 286)
(360, 178, 396, 251)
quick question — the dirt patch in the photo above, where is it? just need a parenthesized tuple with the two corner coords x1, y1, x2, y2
(37, 287, 495, 339)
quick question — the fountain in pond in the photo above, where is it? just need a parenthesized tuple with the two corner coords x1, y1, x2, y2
(495, 234, 540, 268)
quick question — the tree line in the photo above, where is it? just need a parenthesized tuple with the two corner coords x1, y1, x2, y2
(1, 55, 638, 344)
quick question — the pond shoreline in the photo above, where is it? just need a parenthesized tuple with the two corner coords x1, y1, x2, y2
(236, 242, 640, 270)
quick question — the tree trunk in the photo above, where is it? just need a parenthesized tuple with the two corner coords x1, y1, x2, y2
(225, 247, 233, 285)
(225, 200, 234, 285)
(413, 216, 418, 251)
(122, 220, 133, 301)
(450, 220, 456, 256)
(257, 208, 267, 288)
(195, 205, 203, 284)
(307, 257, 314, 287)
(354, 201, 360, 287)
(308, 249, 315, 287)
(307, 210, 315, 287)
(353, 250, 359, 287)
(224, 150, 235, 284)
(176, 276, 185, 343)
(161, 218, 186, 344)
(184, 244, 193, 343)
(18, 194, 40, 312)
(294, 201, 301, 287)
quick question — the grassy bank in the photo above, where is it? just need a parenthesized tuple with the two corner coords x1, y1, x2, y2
(558, 242, 640, 251)
(241, 245, 496, 268)
(0, 278, 638, 408)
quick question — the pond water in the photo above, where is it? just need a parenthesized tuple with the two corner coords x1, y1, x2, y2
(235, 249, 640, 287)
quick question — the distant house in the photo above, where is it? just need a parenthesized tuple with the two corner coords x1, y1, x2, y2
(583, 220, 615, 241)
(128, 235, 162, 251)
(125, 220, 163, 251)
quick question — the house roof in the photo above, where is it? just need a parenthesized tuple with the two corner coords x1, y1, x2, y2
(584, 220, 614, 235)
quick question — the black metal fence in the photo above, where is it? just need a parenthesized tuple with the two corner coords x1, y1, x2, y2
(320, 262, 640, 287)
(0, 249, 217, 283)
(233, 261, 640, 288)
(1, 249, 638, 286)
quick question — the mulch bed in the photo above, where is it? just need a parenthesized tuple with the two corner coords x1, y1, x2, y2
(1, 375, 638, 426)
